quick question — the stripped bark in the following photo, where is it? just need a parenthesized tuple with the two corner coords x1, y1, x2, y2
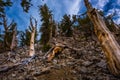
(29, 17, 37, 57)
(84, 0, 120, 76)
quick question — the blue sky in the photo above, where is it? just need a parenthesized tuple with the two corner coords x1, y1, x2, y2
(4, 0, 120, 31)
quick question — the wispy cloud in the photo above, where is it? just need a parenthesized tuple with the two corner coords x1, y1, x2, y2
(45, 0, 81, 20)
(97, 0, 109, 9)
(89, 0, 120, 24)
(5, 0, 120, 32)
(67, 0, 81, 15)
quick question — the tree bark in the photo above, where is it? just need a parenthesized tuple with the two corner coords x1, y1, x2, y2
(29, 27, 35, 56)
(29, 17, 37, 57)
(10, 27, 17, 50)
(84, 0, 120, 76)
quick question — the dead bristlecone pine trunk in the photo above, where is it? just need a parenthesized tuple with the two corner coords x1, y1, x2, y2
(84, 0, 120, 76)
(10, 26, 17, 50)
(29, 17, 37, 57)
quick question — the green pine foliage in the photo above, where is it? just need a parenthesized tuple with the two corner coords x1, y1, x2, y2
(77, 15, 94, 33)
(39, 4, 53, 45)
(0, 0, 12, 25)
(59, 14, 73, 37)
(20, 0, 32, 13)
(19, 29, 31, 46)
(42, 44, 51, 52)
(19, 25, 38, 46)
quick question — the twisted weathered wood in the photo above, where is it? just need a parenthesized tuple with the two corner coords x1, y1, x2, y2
(45, 39, 82, 62)
(84, 0, 120, 76)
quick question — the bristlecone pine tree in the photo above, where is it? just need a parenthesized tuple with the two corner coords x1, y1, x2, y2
(39, 4, 56, 52)
(39, 4, 52, 45)
(2, 15, 17, 51)
(59, 14, 73, 37)
(84, 0, 120, 76)
(0, 0, 13, 51)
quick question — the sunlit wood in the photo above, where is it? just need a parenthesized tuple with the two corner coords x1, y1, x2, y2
(84, 0, 120, 76)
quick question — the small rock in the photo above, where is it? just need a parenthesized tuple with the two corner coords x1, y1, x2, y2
(12, 74, 16, 77)
(67, 62, 73, 65)
(53, 59, 58, 64)
(79, 67, 88, 73)
(96, 60, 106, 69)
(12, 59, 17, 63)
(82, 61, 93, 67)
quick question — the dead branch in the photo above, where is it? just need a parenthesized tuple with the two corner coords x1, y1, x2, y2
(0, 63, 21, 73)
(0, 55, 36, 73)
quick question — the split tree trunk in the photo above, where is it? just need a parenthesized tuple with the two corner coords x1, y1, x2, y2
(84, 0, 120, 76)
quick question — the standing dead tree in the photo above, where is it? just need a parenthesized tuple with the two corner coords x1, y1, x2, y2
(29, 17, 37, 57)
(10, 25, 17, 50)
(2, 15, 17, 51)
(84, 0, 120, 76)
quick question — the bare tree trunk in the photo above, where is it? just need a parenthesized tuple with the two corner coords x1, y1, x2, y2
(29, 27, 35, 56)
(29, 17, 37, 57)
(49, 16, 53, 40)
(10, 27, 17, 50)
(84, 0, 120, 76)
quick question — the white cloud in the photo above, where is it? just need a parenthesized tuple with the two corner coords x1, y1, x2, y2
(106, 9, 115, 16)
(106, 9, 120, 24)
(118, 0, 120, 4)
(114, 9, 120, 24)
(96, 0, 109, 9)
(114, 19, 120, 24)
(63, 0, 81, 16)
(37, 0, 82, 21)
(68, 0, 81, 15)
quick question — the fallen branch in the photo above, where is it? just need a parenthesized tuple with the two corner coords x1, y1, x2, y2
(0, 63, 21, 73)
(0, 55, 36, 73)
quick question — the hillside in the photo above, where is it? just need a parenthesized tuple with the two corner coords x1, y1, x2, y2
(0, 29, 120, 80)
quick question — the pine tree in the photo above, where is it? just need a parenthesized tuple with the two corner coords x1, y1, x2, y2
(1, 15, 17, 51)
(20, 0, 32, 13)
(59, 14, 73, 37)
(39, 4, 54, 45)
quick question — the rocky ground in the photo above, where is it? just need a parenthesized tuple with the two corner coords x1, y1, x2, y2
(0, 31, 120, 80)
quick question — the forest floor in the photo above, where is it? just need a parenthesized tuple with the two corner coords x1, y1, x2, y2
(0, 31, 120, 80)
